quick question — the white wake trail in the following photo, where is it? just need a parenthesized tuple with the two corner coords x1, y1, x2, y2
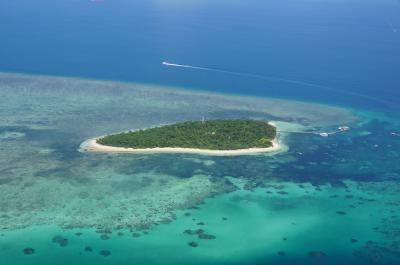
(161, 61, 396, 108)
(162, 61, 213, 71)
(162, 62, 191, 68)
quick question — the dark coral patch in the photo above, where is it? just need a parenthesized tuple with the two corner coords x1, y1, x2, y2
(195, 229, 204, 235)
(188, 241, 198, 247)
(336, 211, 347, 215)
(184, 229, 204, 235)
(52, 235, 69, 247)
(183, 229, 194, 235)
(198, 234, 216, 240)
(99, 250, 111, 257)
(59, 238, 69, 247)
(84, 246, 93, 252)
(23, 248, 35, 255)
(277, 251, 286, 256)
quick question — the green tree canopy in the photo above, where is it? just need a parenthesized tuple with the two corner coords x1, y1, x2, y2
(97, 119, 276, 150)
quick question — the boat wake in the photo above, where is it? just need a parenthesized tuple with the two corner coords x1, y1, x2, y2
(161, 61, 396, 108)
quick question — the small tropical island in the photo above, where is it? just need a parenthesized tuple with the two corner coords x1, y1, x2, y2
(80, 119, 281, 156)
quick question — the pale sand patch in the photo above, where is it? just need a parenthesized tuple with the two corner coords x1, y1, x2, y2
(79, 138, 281, 156)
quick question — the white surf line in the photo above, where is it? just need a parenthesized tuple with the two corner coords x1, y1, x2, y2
(161, 61, 396, 108)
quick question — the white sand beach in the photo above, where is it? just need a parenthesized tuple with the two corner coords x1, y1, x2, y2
(79, 138, 281, 156)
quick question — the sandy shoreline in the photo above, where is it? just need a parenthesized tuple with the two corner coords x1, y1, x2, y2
(79, 138, 281, 156)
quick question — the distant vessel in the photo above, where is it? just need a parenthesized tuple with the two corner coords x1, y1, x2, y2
(338, 126, 350, 132)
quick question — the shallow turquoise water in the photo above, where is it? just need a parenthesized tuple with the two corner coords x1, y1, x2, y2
(2, 182, 400, 265)
(0, 73, 399, 264)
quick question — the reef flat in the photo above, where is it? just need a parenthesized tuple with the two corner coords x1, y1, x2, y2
(0, 72, 358, 231)
(2, 73, 400, 265)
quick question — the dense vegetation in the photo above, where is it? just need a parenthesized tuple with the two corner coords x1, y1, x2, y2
(97, 119, 276, 150)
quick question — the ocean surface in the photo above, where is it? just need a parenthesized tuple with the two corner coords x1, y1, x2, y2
(1, 0, 400, 109)
(0, 0, 400, 265)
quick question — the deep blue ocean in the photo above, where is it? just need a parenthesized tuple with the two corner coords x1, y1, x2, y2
(0, 0, 399, 109)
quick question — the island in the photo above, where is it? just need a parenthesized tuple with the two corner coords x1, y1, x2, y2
(79, 119, 281, 156)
